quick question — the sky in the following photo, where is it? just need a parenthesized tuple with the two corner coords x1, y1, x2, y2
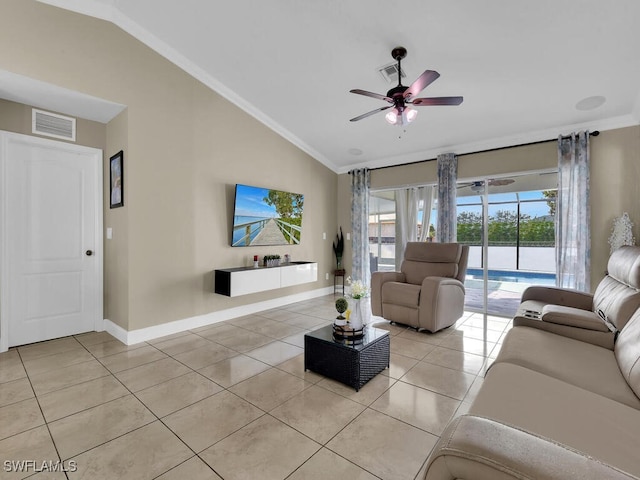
(234, 184, 277, 218)
(404, 190, 554, 225)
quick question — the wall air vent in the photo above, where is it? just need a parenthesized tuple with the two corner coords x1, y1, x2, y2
(32, 109, 76, 142)
(378, 62, 406, 84)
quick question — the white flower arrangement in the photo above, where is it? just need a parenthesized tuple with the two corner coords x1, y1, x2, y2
(608, 212, 635, 254)
(346, 276, 369, 299)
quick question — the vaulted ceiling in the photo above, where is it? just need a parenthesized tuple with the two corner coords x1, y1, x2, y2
(37, 0, 640, 173)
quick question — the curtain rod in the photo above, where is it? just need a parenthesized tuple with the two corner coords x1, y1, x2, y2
(362, 130, 600, 173)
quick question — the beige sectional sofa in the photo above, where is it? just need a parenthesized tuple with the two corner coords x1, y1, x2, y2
(423, 247, 640, 479)
(513, 246, 640, 349)
(424, 314, 640, 479)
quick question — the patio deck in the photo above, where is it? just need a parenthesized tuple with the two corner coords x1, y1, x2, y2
(464, 286, 522, 317)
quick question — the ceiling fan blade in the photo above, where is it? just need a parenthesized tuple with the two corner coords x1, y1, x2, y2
(350, 106, 392, 122)
(488, 178, 515, 187)
(350, 89, 392, 103)
(412, 96, 464, 106)
(403, 70, 440, 99)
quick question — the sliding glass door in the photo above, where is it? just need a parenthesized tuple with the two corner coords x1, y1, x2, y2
(458, 172, 557, 317)
(370, 175, 556, 317)
(369, 191, 397, 272)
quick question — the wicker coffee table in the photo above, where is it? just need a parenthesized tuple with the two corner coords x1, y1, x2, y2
(304, 324, 390, 391)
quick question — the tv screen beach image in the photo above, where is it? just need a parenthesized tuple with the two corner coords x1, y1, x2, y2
(232, 184, 304, 246)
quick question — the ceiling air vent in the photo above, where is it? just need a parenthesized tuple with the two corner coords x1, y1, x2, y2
(32, 109, 76, 142)
(378, 62, 405, 84)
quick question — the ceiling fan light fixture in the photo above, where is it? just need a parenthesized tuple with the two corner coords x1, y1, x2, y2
(385, 107, 417, 126)
(385, 109, 399, 125)
(404, 107, 418, 124)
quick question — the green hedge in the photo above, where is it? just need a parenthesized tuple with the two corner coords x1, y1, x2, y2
(457, 211, 555, 247)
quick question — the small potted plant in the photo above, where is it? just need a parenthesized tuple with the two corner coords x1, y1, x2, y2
(263, 254, 282, 267)
(335, 297, 348, 326)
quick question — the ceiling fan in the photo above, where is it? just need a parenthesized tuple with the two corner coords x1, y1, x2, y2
(349, 46, 463, 126)
(458, 179, 516, 193)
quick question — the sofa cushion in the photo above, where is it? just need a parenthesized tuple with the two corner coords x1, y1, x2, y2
(607, 245, 640, 289)
(512, 316, 616, 349)
(401, 242, 461, 285)
(402, 261, 457, 285)
(404, 242, 462, 263)
(616, 311, 640, 399)
(521, 286, 594, 311)
(428, 415, 640, 480)
(381, 303, 419, 327)
(541, 304, 611, 332)
(470, 363, 640, 477)
(593, 275, 640, 331)
(493, 327, 640, 409)
(381, 282, 421, 308)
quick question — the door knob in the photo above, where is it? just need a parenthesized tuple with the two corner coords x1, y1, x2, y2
(86, 250, 93, 256)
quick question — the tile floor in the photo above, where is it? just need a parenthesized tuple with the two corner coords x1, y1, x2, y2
(0, 296, 511, 480)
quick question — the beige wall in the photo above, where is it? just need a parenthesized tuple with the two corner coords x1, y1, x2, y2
(104, 110, 129, 329)
(369, 140, 557, 190)
(0, 98, 106, 150)
(371, 161, 438, 190)
(458, 141, 557, 180)
(590, 126, 640, 288)
(341, 127, 640, 293)
(337, 174, 353, 278)
(0, 1, 337, 332)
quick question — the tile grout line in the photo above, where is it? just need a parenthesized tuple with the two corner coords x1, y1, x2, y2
(61, 336, 208, 477)
(4, 300, 510, 480)
(13, 347, 70, 479)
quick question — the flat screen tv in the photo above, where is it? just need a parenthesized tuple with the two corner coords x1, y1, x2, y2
(232, 184, 304, 247)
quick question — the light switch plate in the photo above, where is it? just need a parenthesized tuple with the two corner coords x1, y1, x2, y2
(106, 227, 113, 239)
(346, 232, 351, 240)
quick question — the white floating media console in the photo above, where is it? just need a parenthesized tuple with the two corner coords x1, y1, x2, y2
(214, 261, 318, 297)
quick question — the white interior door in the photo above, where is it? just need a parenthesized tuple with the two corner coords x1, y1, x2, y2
(0, 131, 103, 350)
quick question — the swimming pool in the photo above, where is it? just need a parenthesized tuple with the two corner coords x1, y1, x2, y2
(466, 268, 556, 286)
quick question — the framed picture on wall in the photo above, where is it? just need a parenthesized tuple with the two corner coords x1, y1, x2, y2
(109, 150, 124, 209)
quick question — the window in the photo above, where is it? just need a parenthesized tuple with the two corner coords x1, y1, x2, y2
(369, 191, 396, 272)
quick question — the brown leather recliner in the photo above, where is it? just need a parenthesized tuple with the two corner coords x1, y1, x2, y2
(371, 242, 469, 333)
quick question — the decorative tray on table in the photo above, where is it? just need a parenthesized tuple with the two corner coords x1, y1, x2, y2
(332, 323, 365, 343)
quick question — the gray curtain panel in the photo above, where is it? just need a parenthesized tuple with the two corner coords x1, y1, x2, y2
(436, 153, 458, 243)
(395, 187, 418, 270)
(351, 168, 371, 287)
(418, 185, 434, 243)
(557, 131, 591, 291)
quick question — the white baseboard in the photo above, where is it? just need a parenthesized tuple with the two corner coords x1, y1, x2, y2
(102, 286, 334, 346)
(102, 318, 129, 345)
